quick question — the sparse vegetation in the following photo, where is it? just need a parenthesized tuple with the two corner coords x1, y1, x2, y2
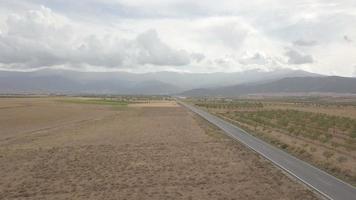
(190, 96, 356, 186)
(0, 96, 318, 199)
(60, 98, 129, 106)
(337, 156, 348, 163)
(323, 151, 334, 160)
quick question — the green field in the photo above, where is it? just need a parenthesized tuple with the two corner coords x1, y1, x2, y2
(59, 98, 129, 106)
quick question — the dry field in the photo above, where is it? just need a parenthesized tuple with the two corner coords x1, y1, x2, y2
(263, 102, 356, 119)
(129, 100, 178, 107)
(0, 97, 318, 199)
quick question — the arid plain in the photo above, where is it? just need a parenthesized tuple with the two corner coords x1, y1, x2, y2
(0, 97, 319, 199)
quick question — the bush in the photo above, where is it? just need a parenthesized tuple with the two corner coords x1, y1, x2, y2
(331, 142, 339, 148)
(323, 151, 334, 160)
(350, 132, 356, 138)
(280, 143, 289, 149)
(337, 156, 348, 163)
(309, 147, 317, 152)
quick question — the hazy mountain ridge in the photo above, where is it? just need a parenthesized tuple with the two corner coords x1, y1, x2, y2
(0, 72, 178, 95)
(0, 68, 320, 95)
(181, 76, 356, 97)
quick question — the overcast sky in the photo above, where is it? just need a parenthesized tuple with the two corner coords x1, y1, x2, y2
(0, 0, 355, 76)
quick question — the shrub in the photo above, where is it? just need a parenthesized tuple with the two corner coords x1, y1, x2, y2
(309, 147, 317, 152)
(350, 131, 356, 138)
(331, 142, 339, 148)
(323, 151, 334, 160)
(337, 156, 348, 163)
(280, 144, 289, 149)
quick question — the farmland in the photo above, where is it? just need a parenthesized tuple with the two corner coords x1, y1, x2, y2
(0, 96, 318, 199)
(190, 97, 356, 186)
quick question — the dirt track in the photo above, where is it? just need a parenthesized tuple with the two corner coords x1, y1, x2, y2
(0, 98, 319, 199)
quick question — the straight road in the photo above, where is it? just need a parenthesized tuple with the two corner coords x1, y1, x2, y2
(179, 101, 356, 200)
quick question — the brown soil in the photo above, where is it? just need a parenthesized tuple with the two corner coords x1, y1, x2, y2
(129, 100, 178, 107)
(213, 108, 356, 185)
(265, 103, 356, 119)
(0, 97, 319, 199)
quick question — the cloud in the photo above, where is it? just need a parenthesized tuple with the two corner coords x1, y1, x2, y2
(204, 18, 252, 49)
(212, 54, 237, 67)
(6, 6, 71, 40)
(135, 29, 191, 66)
(0, 1, 356, 75)
(239, 52, 268, 65)
(285, 49, 314, 65)
(293, 39, 317, 46)
(344, 35, 353, 43)
(190, 53, 205, 63)
(0, 6, 71, 68)
(0, 6, 194, 69)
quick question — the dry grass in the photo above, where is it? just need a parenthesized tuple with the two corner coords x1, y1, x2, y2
(129, 100, 178, 107)
(0, 97, 318, 199)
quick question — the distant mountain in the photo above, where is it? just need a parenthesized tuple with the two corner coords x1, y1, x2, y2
(0, 71, 179, 95)
(181, 76, 356, 97)
(128, 80, 180, 95)
(136, 68, 320, 89)
(0, 68, 321, 95)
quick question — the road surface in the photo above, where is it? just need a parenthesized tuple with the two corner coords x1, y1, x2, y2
(179, 101, 356, 200)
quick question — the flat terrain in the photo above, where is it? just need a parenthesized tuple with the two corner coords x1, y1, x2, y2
(0, 97, 318, 199)
(183, 101, 356, 200)
(192, 99, 356, 186)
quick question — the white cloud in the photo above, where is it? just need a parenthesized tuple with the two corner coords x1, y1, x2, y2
(239, 52, 268, 65)
(0, 1, 355, 75)
(135, 29, 191, 66)
(0, 6, 196, 69)
(203, 18, 252, 49)
(190, 53, 205, 63)
(293, 39, 317, 46)
(285, 49, 314, 65)
(344, 35, 353, 43)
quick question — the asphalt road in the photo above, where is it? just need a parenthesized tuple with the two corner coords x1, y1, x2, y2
(179, 101, 356, 200)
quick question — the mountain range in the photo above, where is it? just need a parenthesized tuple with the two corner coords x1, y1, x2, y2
(0, 68, 320, 95)
(2, 68, 356, 96)
(181, 76, 356, 97)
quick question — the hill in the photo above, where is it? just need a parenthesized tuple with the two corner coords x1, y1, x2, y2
(0, 68, 320, 95)
(181, 76, 356, 97)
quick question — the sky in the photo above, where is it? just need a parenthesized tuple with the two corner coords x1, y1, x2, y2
(0, 0, 355, 76)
